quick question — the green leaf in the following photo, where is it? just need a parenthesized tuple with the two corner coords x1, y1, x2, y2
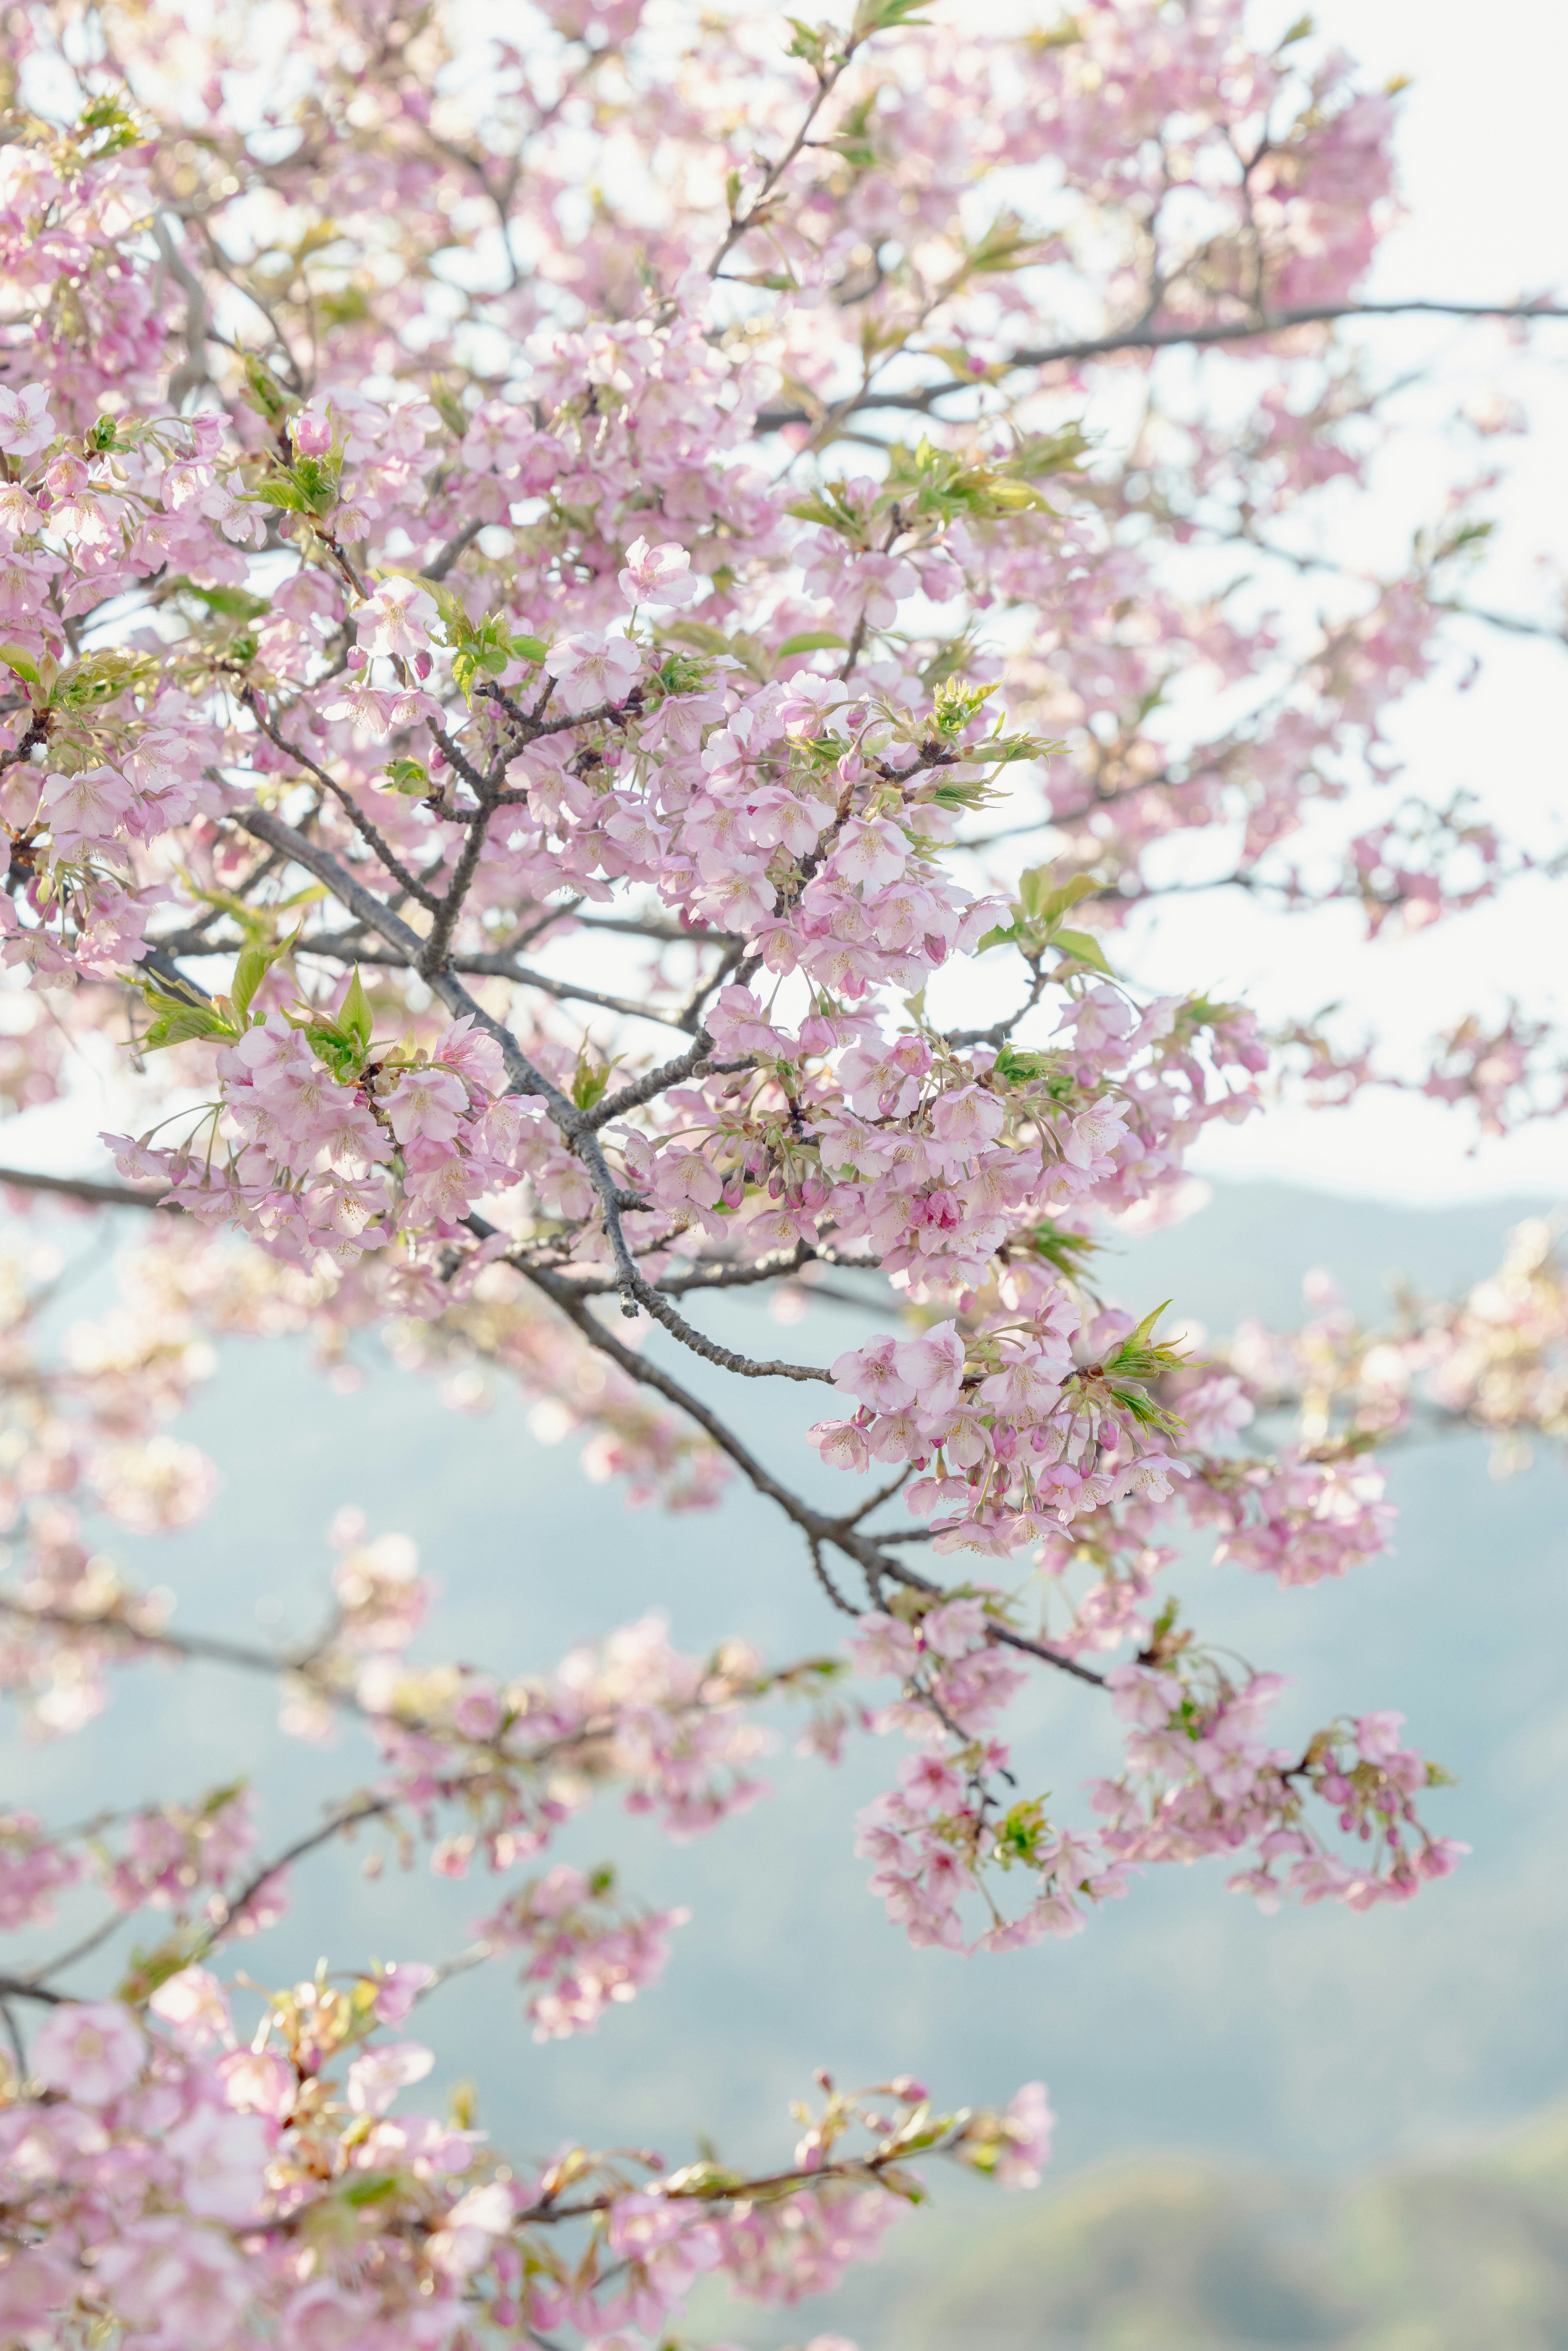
(298, 1019, 360, 1079)
(509, 633, 548, 663)
(931, 677, 996, 735)
(76, 95, 146, 157)
(1051, 927, 1114, 975)
(56, 648, 158, 711)
(1018, 865, 1095, 923)
(1121, 1299, 1173, 1357)
(241, 351, 293, 429)
(381, 757, 431, 796)
(428, 378, 469, 439)
(143, 1000, 229, 1049)
(992, 1045, 1058, 1087)
(785, 18, 832, 69)
(341, 2173, 401, 2208)
(174, 580, 271, 622)
(116, 1934, 203, 2004)
(976, 922, 1020, 954)
(0, 644, 40, 687)
(570, 1044, 622, 1110)
(851, 0, 932, 38)
(1020, 1218, 1100, 1280)
(776, 631, 849, 657)
(255, 476, 308, 514)
(230, 929, 295, 1022)
(339, 967, 373, 1056)
(230, 946, 270, 1024)
(660, 619, 733, 657)
(870, 2162, 928, 2204)
(991, 1795, 1051, 1868)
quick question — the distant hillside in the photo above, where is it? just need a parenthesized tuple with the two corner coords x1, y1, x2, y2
(877, 2099, 1568, 2349)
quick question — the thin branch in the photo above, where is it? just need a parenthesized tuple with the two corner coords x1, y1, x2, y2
(586, 1034, 732, 1130)
(0, 1974, 66, 2008)
(755, 297, 1568, 432)
(230, 812, 655, 1327)
(0, 1592, 342, 1690)
(193, 1796, 396, 1958)
(806, 1534, 862, 1617)
(288, 934, 691, 1028)
(243, 698, 443, 911)
(420, 802, 492, 976)
(606, 1274, 835, 1384)
(420, 521, 483, 583)
(21, 1908, 126, 1990)
(0, 1165, 179, 1212)
(520, 2123, 998, 2226)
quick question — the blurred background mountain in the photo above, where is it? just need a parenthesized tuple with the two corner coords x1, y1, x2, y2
(826, 2098, 1568, 2349)
(5, 1179, 1566, 2348)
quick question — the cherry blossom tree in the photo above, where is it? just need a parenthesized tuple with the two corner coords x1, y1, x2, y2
(0, 0, 1563, 2340)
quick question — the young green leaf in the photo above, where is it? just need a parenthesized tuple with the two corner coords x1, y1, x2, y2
(139, 991, 234, 1051)
(1050, 926, 1114, 976)
(0, 644, 40, 687)
(776, 631, 849, 657)
(230, 926, 298, 1022)
(381, 757, 432, 796)
(339, 967, 374, 1056)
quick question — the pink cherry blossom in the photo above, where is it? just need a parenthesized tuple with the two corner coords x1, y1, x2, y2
(544, 630, 641, 713)
(618, 536, 699, 605)
(0, 381, 54, 456)
(345, 2038, 435, 2115)
(31, 2000, 145, 2104)
(356, 575, 439, 660)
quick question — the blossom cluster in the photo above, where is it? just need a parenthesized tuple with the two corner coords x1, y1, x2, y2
(844, 1591, 1461, 1953)
(0, 1964, 1048, 2348)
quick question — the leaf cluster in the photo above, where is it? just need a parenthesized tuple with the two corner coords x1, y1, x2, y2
(978, 863, 1113, 972)
(239, 353, 296, 431)
(290, 966, 374, 1081)
(786, 0, 929, 74)
(990, 1795, 1053, 1870)
(69, 92, 147, 166)
(137, 923, 310, 1054)
(256, 451, 343, 517)
(1086, 1301, 1193, 1435)
(1014, 1217, 1100, 1281)
(0, 644, 156, 714)
(379, 757, 433, 797)
(427, 583, 547, 703)
(569, 1041, 624, 1110)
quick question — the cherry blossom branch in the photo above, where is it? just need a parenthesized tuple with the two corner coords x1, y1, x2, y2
(506, 1237, 1105, 1684)
(232, 805, 655, 1308)
(241, 696, 444, 911)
